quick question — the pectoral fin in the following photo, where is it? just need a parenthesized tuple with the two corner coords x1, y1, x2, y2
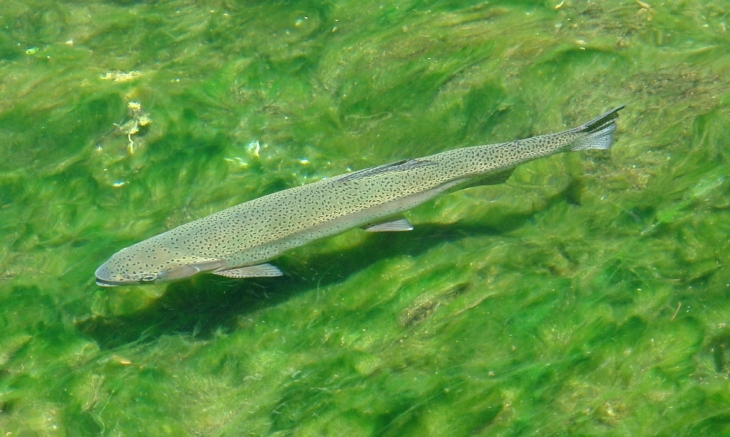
(213, 263, 283, 278)
(364, 218, 413, 232)
(159, 259, 225, 281)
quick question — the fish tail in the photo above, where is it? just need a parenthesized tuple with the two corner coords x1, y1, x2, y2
(569, 105, 626, 151)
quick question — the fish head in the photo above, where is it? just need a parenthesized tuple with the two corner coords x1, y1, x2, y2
(95, 240, 225, 287)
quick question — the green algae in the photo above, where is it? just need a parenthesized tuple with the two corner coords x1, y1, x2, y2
(2, 0, 730, 435)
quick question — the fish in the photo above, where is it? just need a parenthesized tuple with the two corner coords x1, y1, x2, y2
(95, 105, 625, 286)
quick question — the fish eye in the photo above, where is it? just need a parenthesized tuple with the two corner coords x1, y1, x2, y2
(140, 274, 157, 283)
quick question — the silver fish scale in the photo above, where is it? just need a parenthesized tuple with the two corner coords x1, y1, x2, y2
(95, 106, 623, 285)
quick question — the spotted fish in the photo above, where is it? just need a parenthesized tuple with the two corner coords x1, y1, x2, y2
(95, 106, 624, 286)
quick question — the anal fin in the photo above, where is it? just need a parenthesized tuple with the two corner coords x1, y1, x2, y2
(213, 263, 283, 278)
(364, 218, 413, 232)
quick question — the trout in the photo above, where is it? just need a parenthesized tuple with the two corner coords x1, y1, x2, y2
(96, 106, 624, 286)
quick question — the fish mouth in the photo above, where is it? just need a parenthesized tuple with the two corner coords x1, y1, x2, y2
(95, 264, 129, 287)
(95, 278, 124, 287)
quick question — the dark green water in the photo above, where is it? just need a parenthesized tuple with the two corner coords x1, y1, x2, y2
(1, 0, 730, 435)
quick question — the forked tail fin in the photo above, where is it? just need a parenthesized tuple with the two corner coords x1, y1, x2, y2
(570, 105, 626, 151)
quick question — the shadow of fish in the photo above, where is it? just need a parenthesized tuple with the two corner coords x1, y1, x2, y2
(96, 106, 625, 286)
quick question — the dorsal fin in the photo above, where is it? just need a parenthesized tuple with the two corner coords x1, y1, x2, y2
(335, 159, 437, 183)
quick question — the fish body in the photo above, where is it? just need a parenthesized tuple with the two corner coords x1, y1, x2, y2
(96, 106, 624, 286)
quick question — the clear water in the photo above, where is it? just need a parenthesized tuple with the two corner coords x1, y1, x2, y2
(1, 0, 730, 435)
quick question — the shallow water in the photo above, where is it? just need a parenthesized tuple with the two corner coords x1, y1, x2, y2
(1, 0, 730, 435)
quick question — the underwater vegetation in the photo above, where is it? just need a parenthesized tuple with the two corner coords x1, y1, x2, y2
(1, 0, 729, 435)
